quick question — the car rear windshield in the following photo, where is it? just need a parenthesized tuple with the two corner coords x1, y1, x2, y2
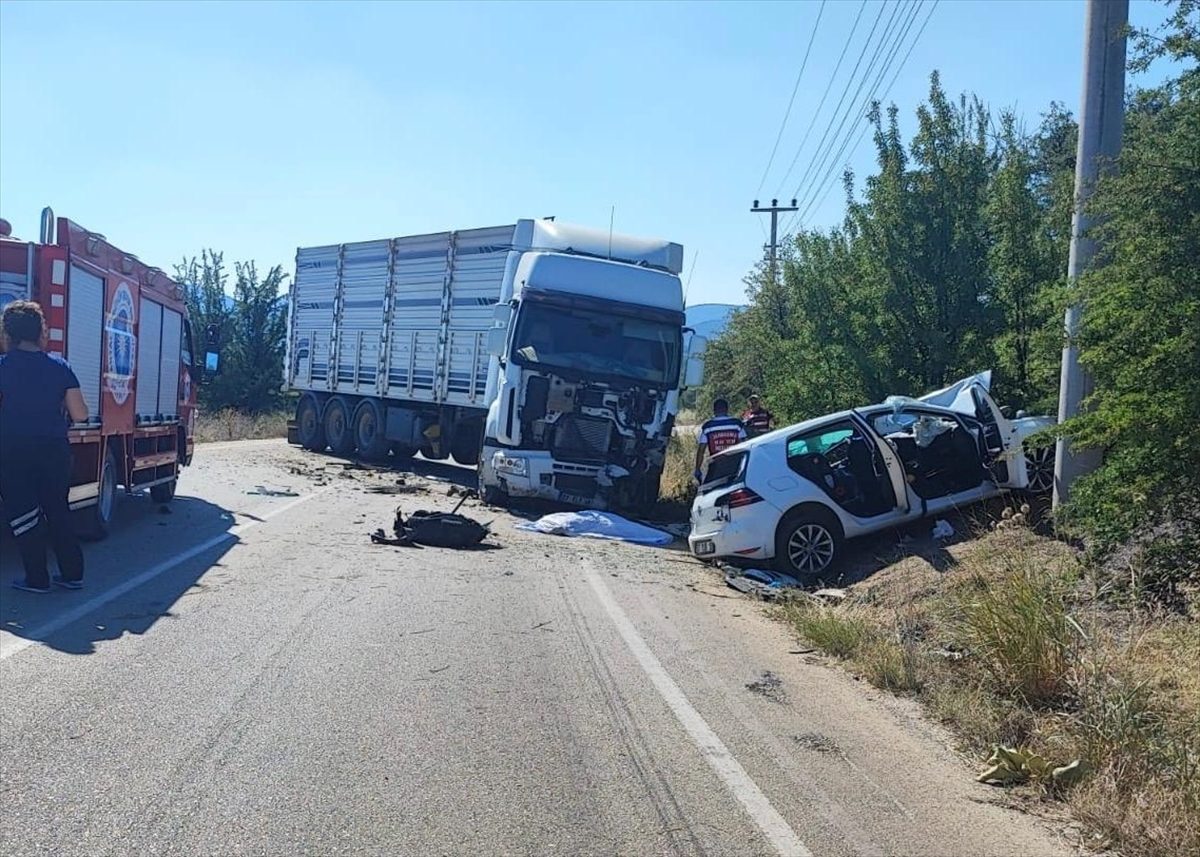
(701, 450, 746, 491)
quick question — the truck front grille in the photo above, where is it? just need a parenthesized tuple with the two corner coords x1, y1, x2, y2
(551, 415, 613, 461)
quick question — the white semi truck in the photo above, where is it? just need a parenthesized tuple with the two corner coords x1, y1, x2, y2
(284, 219, 705, 510)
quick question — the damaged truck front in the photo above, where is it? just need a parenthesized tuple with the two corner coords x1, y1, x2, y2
(285, 219, 705, 512)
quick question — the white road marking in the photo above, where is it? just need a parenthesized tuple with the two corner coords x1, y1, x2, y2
(0, 490, 325, 661)
(585, 569, 812, 857)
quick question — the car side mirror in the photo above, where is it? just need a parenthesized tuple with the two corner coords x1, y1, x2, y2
(486, 326, 508, 358)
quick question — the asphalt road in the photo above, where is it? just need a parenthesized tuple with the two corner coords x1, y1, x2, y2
(1, 440, 1070, 856)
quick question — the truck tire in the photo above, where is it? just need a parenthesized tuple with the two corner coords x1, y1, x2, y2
(353, 400, 390, 462)
(79, 447, 119, 541)
(324, 396, 355, 457)
(150, 479, 176, 504)
(296, 395, 326, 451)
(390, 442, 417, 462)
(450, 422, 482, 467)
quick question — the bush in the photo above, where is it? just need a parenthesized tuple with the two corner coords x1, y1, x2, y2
(784, 603, 870, 659)
(195, 409, 288, 443)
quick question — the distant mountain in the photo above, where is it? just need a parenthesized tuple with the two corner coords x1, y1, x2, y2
(686, 303, 741, 340)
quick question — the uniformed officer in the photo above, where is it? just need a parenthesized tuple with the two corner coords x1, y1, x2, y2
(741, 394, 775, 438)
(693, 398, 747, 482)
(0, 301, 89, 593)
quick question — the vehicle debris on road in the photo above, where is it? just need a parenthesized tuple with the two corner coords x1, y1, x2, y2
(724, 567, 803, 599)
(931, 519, 955, 540)
(513, 510, 674, 545)
(371, 501, 491, 549)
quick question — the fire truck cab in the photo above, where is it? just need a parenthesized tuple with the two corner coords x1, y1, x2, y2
(0, 208, 199, 538)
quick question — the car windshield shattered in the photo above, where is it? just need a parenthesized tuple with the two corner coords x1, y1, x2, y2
(511, 302, 681, 386)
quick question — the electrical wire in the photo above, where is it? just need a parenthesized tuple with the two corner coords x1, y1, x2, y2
(775, 0, 870, 195)
(754, 0, 827, 196)
(794, 1, 939, 230)
(789, 0, 923, 227)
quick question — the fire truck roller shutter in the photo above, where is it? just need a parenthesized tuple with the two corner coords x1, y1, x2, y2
(136, 298, 163, 420)
(67, 265, 104, 418)
(158, 308, 182, 418)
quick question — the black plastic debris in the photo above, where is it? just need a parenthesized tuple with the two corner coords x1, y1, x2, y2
(371, 500, 490, 550)
(724, 567, 803, 600)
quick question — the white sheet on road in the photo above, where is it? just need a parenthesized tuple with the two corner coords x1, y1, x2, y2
(514, 510, 674, 545)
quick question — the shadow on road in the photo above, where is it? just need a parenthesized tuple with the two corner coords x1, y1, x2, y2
(1, 494, 239, 656)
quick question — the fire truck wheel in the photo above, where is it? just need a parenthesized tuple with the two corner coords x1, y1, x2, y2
(324, 397, 356, 457)
(353, 400, 390, 462)
(296, 396, 326, 452)
(79, 448, 118, 541)
(150, 479, 176, 504)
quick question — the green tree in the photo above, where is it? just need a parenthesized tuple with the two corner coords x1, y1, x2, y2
(175, 251, 289, 413)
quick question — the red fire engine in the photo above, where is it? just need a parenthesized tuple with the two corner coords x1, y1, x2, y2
(0, 208, 199, 538)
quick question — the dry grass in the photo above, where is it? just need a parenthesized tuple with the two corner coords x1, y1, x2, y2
(660, 433, 698, 506)
(195, 408, 289, 443)
(781, 523, 1200, 857)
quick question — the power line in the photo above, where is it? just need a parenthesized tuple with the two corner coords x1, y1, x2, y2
(789, 0, 913, 218)
(793, 1, 938, 230)
(755, 0, 827, 196)
(790, 0, 926, 228)
(782, 0, 893, 215)
(776, 0, 870, 195)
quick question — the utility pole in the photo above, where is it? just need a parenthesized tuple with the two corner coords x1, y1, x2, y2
(1054, 0, 1128, 509)
(751, 198, 798, 282)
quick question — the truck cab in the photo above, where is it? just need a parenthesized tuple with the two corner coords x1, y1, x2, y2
(479, 221, 705, 510)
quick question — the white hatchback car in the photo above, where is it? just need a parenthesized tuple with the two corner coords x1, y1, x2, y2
(688, 372, 1055, 577)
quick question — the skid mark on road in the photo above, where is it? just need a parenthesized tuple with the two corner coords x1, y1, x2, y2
(0, 490, 327, 661)
(585, 567, 812, 857)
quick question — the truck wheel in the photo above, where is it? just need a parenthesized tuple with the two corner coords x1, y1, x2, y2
(79, 447, 119, 541)
(324, 397, 355, 457)
(390, 442, 416, 462)
(150, 480, 176, 504)
(296, 395, 326, 451)
(450, 423, 482, 467)
(774, 506, 842, 580)
(479, 477, 507, 507)
(353, 400, 390, 462)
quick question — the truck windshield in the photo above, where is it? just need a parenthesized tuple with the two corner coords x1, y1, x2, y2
(511, 302, 681, 386)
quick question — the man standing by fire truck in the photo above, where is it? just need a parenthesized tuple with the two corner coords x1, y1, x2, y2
(0, 301, 89, 593)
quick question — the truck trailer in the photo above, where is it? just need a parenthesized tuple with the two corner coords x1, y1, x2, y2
(284, 219, 705, 511)
(0, 208, 199, 537)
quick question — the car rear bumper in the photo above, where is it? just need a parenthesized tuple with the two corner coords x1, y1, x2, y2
(688, 515, 773, 561)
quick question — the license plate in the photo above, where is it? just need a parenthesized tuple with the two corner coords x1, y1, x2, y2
(559, 492, 593, 506)
(694, 540, 716, 556)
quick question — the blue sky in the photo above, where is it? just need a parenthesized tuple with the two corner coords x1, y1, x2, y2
(0, 0, 1177, 307)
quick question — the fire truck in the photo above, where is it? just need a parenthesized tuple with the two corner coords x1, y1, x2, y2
(0, 208, 199, 538)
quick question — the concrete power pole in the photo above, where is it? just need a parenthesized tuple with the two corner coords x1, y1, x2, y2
(1054, 0, 1129, 509)
(751, 198, 798, 282)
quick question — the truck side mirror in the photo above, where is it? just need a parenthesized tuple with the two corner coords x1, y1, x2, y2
(492, 304, 513, 325)
(683, 335, 708, 388)
(204, 323, 223, 377)
(486, 327, 508, 358)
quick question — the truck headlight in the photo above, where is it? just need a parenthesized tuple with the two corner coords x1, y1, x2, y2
(493, 453, 528, 477)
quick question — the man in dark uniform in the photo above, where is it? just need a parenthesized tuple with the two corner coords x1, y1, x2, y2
(693, 398, 747, 482)
(741, 394, 775, 438)
(0, 301, 89, 593)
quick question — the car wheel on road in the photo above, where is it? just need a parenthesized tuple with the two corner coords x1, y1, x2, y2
(353, 400, 390, 462)
(1024, 445, 1054, 495)
(774, 507, 842, 579)
(324, 397, 356, 457)
(296, 395, 326, 452)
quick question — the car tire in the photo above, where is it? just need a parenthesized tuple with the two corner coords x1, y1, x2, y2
(296, 395, 326, 452)
(774, 506, 843, 579)
(324, 396, 355, 457)
(1024, 445, 1054, 495)
(353, 400, 390, 462)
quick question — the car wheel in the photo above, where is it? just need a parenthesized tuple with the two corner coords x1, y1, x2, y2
(1024, 445, 1054, 495)
(296, 395, 326, 452)
(324, 397, 356, 457)
(775, 507, 842, 578)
